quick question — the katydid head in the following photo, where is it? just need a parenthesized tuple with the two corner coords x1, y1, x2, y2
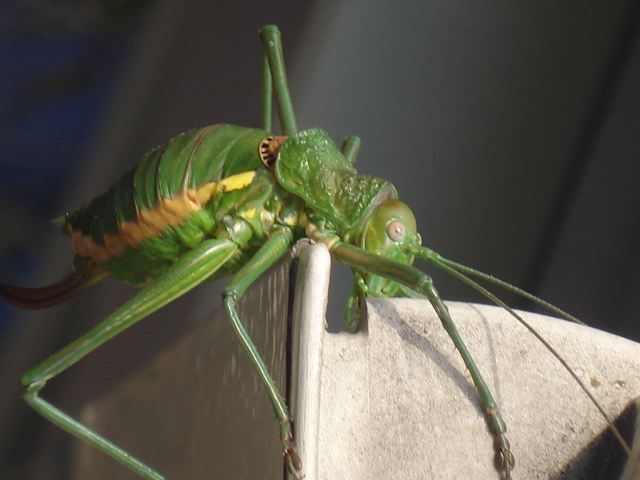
(358, 198, 421, 296)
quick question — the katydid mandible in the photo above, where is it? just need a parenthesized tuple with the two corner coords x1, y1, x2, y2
(0, 25, 637, 480)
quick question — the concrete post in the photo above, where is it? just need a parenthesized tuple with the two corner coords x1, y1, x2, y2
(291, 244, 640, 480)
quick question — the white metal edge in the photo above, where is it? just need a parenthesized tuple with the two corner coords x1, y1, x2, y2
(289, 243, 331, 480)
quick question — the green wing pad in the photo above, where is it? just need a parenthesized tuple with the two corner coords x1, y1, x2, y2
(275, 128, 397, 229)
(219, 127, 271, 178)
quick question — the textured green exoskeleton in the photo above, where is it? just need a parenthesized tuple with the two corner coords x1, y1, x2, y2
(1, 25, 637, 480)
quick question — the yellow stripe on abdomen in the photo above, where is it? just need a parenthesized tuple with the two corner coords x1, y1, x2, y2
(70, 170, 258, 263)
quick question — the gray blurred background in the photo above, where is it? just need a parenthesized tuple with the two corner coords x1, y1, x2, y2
(1, 0, 639, 478)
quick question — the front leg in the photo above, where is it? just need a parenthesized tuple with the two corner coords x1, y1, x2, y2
(326, 239, 515, 479)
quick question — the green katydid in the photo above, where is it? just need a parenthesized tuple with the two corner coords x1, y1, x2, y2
(0, 25, 637, 480)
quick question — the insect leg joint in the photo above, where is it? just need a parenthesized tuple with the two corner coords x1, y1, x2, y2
(218, 215, 253, 247)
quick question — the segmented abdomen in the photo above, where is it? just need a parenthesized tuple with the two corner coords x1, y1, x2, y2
(63, 124, 270, 284)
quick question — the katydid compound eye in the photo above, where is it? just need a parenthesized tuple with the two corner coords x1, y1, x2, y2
(386, 221, 405, 242)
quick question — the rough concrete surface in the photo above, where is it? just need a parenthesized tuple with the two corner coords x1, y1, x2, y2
(291, 244, 640, 480)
